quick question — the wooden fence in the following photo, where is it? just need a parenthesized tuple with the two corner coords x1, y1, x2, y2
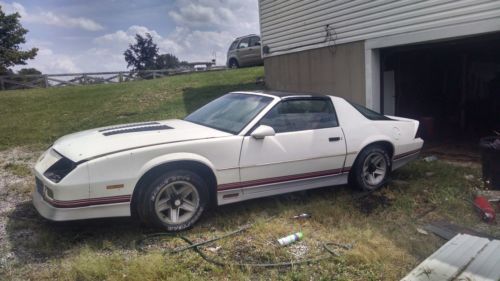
(0, 63, 223, 91)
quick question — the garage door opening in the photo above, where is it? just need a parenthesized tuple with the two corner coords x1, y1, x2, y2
(380, 33, 500, 147)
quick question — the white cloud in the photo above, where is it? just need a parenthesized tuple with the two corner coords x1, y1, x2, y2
(0, 1, 104, 31)
(0, 1, 27, 16)
(29, 11, 104, 31)
(20, 47, 81, 74)
(168, 3, 236, 28)
(8, 0, 260, 72)
(94, 25, 162, 45)
(90, 0, 259, 68)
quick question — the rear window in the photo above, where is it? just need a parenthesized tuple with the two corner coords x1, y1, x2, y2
(349, 102, 392, 121)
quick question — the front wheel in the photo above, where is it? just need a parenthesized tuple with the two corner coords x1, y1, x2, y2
(229, 59, 239, 69)
(351, 146, 391, 191)
(138, 170, 208, 231)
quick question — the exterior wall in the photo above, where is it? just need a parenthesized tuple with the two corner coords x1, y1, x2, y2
(259, 0, 500, 58)
(264, 41, 366, 104)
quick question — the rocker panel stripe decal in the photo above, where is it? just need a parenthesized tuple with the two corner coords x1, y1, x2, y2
(44, 195, 131, 208)
(217, 168, 348, 191)
(393, 149, 421, 160)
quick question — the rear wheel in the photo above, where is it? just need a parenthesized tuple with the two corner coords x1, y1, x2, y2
(137, 170, 208, 231)
(351, 145, 391, 191)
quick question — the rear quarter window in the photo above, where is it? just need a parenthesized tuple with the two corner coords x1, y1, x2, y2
(349, 102, 392, 121)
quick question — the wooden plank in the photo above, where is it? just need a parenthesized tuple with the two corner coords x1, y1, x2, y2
(47, 77, 79, 86)
(1, 78, 38, 89)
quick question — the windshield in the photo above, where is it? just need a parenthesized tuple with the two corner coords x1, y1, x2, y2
(185, 93, 273, 134)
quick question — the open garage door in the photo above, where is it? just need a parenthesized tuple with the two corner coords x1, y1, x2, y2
(380, 33, 500, 142)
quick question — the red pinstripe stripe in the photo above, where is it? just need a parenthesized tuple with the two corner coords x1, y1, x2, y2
(45, 195, 131, 208)
(218, 168, 347, 191)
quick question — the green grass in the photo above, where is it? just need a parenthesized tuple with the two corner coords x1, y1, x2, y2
(0, 67, 264, 150)
(0, 67, 497, 280)
(2, 159, 490, 281)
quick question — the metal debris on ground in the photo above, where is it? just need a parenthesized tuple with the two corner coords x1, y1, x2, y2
(416, 228, 429, 235)
(423, 155, 438, 162)
(206, 246, 221, 253)
(476, 190, 500, 202)
(401, 234, 500, 281)
(424, 220, 498, 241)
(134, 220, 353, 268)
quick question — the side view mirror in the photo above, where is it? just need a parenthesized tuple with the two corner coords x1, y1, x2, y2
(251, 125, 275, 139)
(255, 41, 261, 46)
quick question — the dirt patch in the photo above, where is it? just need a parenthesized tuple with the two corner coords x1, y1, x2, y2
(0, 147, 41, 271)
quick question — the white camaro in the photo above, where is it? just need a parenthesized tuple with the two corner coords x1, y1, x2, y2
(33, 91, 423, 231)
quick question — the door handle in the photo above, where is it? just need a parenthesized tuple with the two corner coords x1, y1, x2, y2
(329, 137, 341, 142)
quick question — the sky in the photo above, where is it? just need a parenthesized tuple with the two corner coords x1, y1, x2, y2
(0, 0, 260, 73)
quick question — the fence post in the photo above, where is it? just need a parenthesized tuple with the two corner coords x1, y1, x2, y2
(83, 74, 88, 85)
(119, 73, 123, 83)
(153, 71, 156, 79)
(44, 75, 49, 88)
(0, 78, 4, 91)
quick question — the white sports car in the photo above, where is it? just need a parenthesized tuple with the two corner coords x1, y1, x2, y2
(33, 91, 423, 231)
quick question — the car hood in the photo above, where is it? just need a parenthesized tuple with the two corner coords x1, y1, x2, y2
(52, 119, 231, 162)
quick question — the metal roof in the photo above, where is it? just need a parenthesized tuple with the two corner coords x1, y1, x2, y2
(401, 234, 500, 281)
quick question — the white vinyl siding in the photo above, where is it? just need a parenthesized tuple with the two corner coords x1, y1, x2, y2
(259, 0, 500, 57)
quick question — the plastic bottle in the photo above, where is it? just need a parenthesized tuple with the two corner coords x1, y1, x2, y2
(292, 213, 311, 219)
(277, 232, 303, 246)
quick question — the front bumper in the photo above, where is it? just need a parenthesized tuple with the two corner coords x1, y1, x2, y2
(32, 183, 131, 221)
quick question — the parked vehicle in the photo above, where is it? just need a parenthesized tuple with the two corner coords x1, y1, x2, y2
(226, 34, 263, 68)
(33, 91, 423, 231)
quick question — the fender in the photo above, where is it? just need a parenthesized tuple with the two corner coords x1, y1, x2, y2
(136, 152, 218, 185)
(357, 135, 395, 155)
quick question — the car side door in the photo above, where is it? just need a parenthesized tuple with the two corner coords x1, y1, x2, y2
(236, 37, 251, 66)
(239, 97, 347, 191)
(247, 36, 262, 65)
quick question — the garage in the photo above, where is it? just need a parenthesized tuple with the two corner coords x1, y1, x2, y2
(380, 33, 500, 144)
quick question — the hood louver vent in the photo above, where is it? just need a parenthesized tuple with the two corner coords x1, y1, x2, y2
(99, 122, 160, 132)
(102, 124, 173, 136)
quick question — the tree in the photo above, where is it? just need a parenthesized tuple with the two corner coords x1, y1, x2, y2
(0, 7, 38, 74)
(123, 33, 159, 71)
(17, 67, 41, 75)
(155, 53, 180, 69)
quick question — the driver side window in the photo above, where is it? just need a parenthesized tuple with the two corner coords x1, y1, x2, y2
(259, 99, 338, 133)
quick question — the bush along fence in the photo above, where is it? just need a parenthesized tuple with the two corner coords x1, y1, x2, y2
(0, 63, 222, 91)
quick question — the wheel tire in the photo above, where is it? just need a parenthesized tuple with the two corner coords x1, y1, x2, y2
(229, 59, 239, 69)
(350, 145, 391, 191)
(137, 169, 208, 231)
